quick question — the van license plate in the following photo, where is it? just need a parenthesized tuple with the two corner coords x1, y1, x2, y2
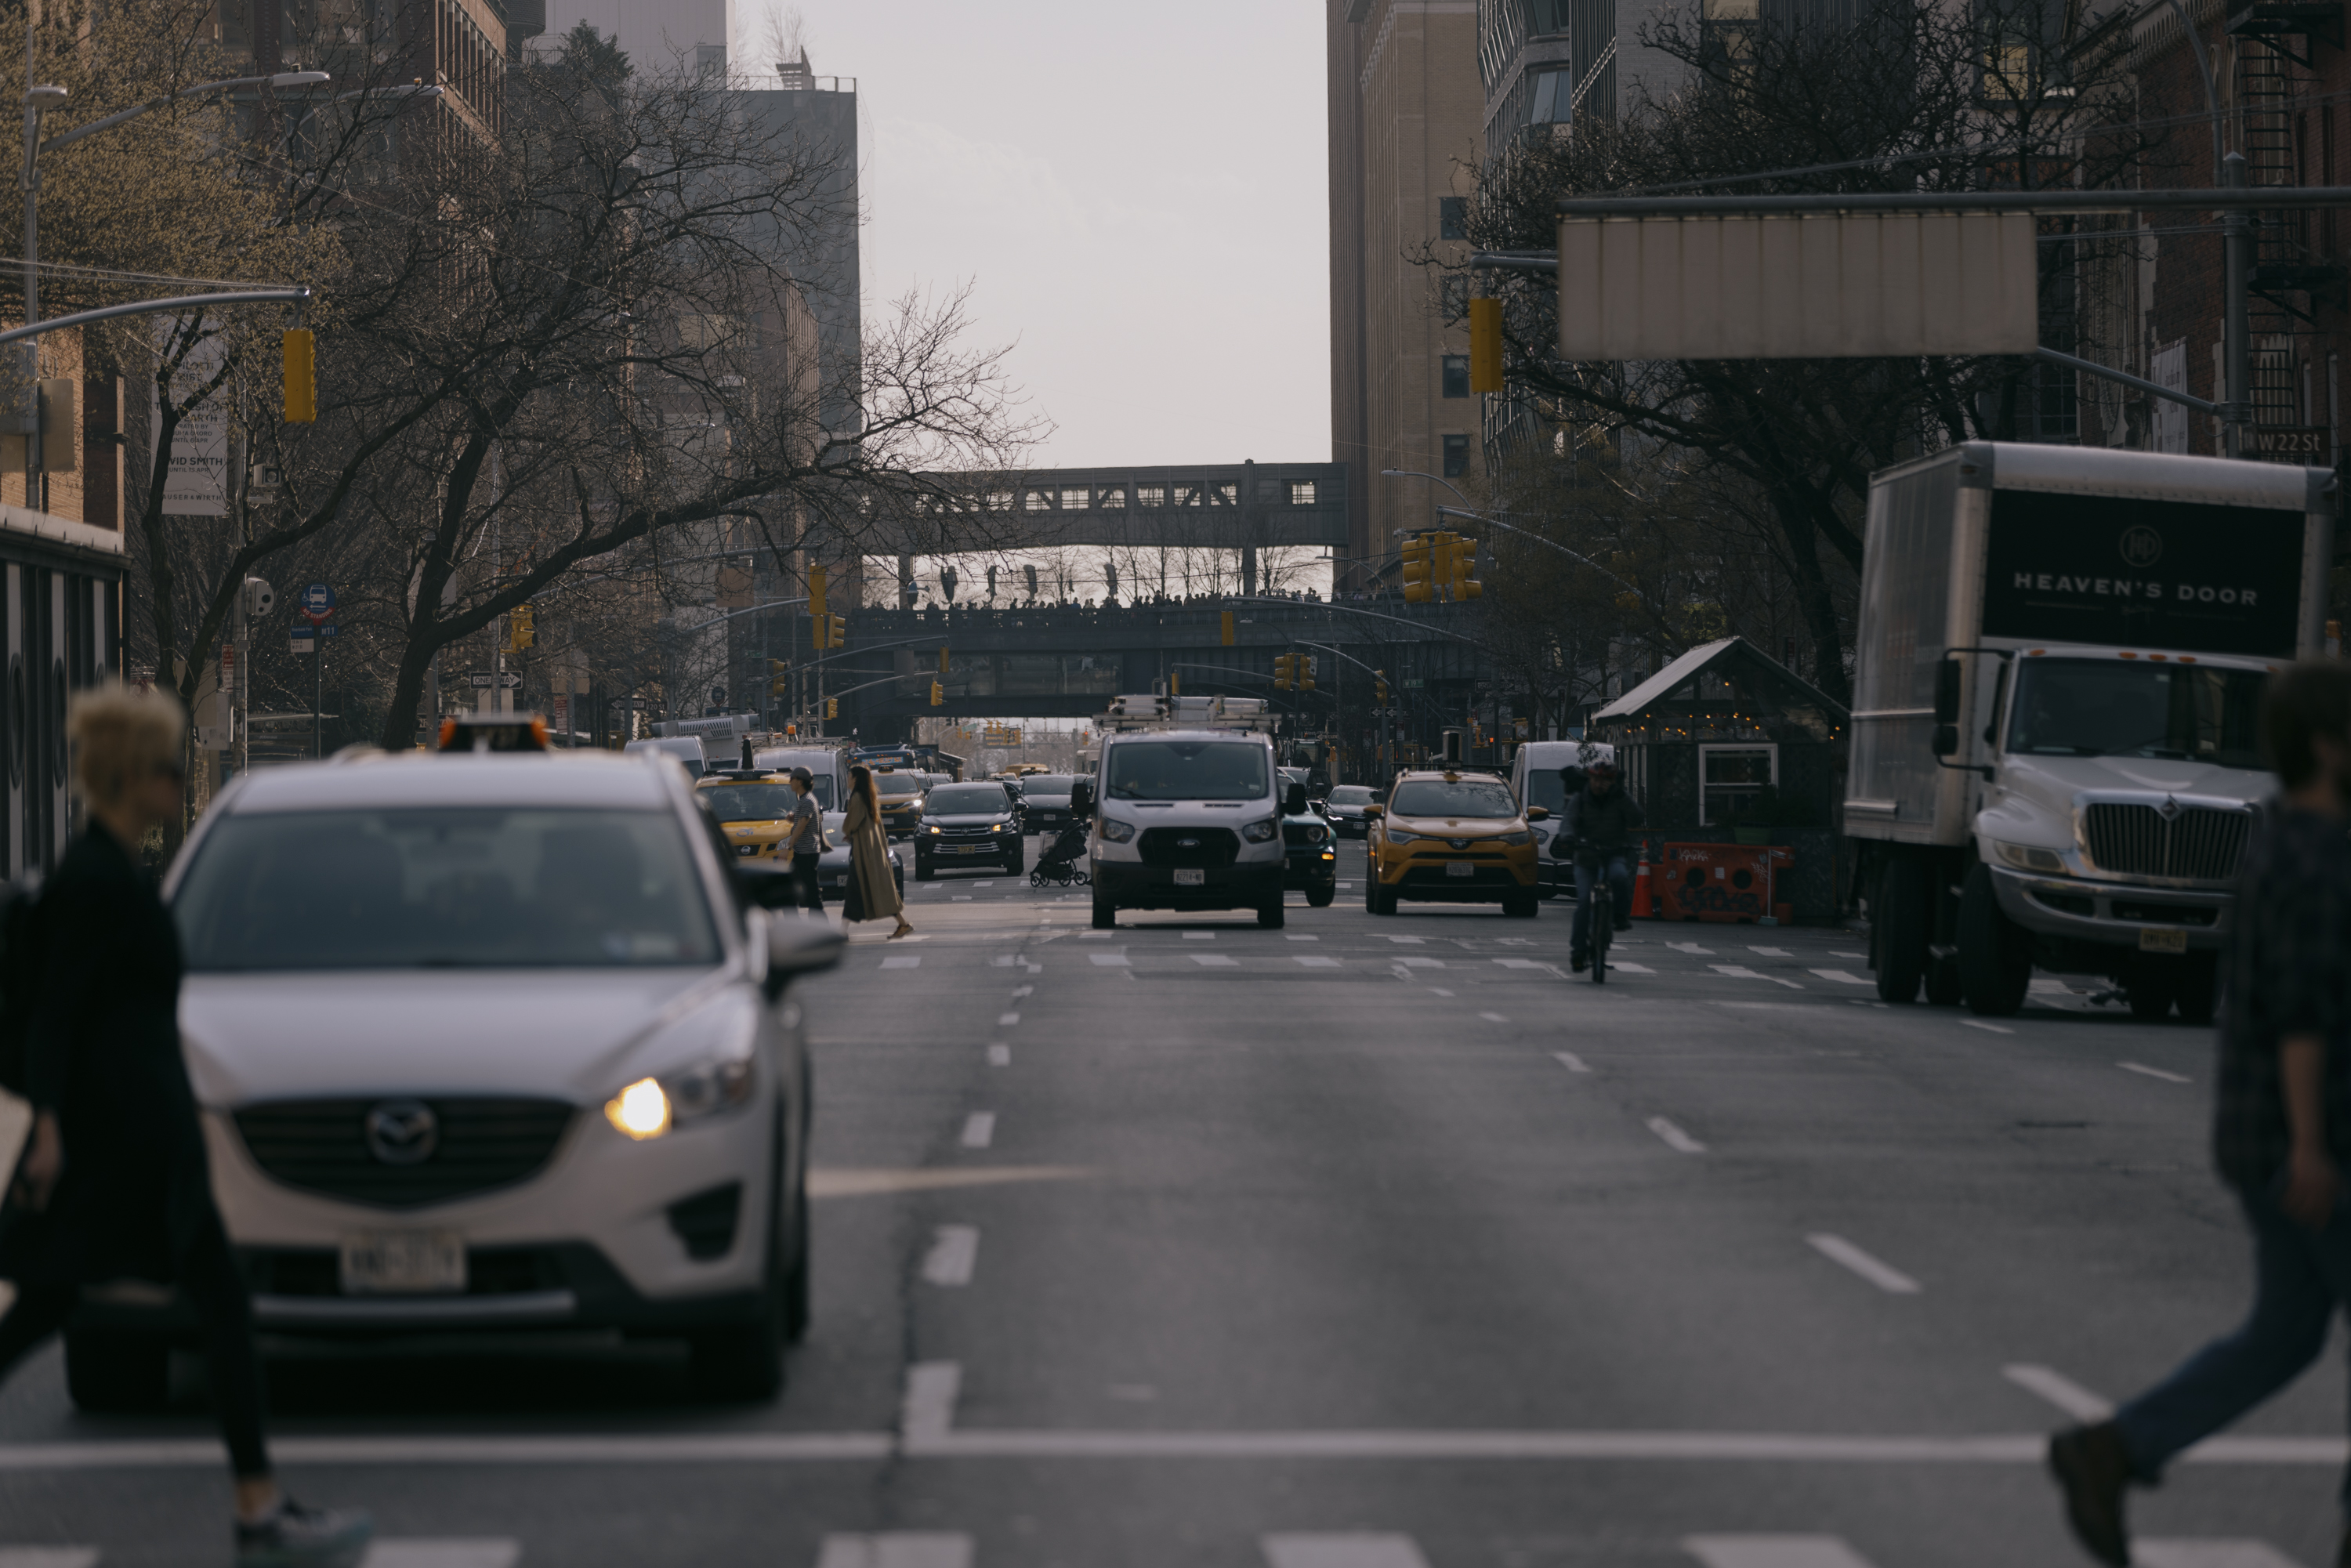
(340, 1230, 465, 1295)
(1174, 868, 1204, 886)
(1446, 861, 1475, 878)
(2139, 927, 2188, 954)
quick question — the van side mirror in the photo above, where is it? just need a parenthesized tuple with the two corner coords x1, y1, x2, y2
(1933, 658, 1962, 725)
(1284, 782, 1308, 815)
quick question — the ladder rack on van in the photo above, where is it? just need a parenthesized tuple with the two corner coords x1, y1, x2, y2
(1099, 694, 1280, 733)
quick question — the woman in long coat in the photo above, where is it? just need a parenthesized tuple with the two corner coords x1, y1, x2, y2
(843, 764, 913, 939)
(0, 686, 371, 1566)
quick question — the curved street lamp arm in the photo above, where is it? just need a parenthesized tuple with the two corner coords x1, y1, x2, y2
(0, 288, 311, 346)
(40, 72, 330, 154)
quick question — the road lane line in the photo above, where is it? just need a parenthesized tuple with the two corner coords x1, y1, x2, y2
(1810, 969, 1873, 986)
(922, 1227, 980, 1287)
(1428, 988, 1455, 997)
(1262, 1534, 1432, 1568)
(1807, 1234, 1922, 1295)
(1712, 965, 1804, 989)
(1287, 933, 1320, 940)
(1610, 961, 1657, 973)
(1554, 1052, 1591, 1073)
(1079, 930, 1112, 940)
(0, 1551, 97, 1568)
(1647, 1117, 1706, 1153)
(1962, 1020, 2016, 1035)
(1089, 953, 1128, 966)
(959, 1114, 995, 1150)
(900, 1360, 963, 1445)
(1295, 956, 1342, 968)
(1494, 958, 1544, 969)
(2135, 1543, 2307, 1568)
(363, 1543, 523, 1568)
(1668, 942, 1715, 954)
(1386, 935, 1425, 944)
(1831, 951, 1866, 959)
(1399, 957, 1446, 968)
(879, 955, 921, 969)
(987, 1045, 1011, 1066)
(817, 1536, 974, 1568)
(1010, 986, 1034, 999)
(1191, 954, 1240, 967)
(1749, 947, 1794, 958)
(996, 1012, 1022, 1026)
(2002, 1364, 2114, 1421)
(991, 955, 1015, 967)
(2121, 1061, 2193, 1084)
(1684, 1536, 1878, 1568)
(1480, 1012, 1509, 1023)
(1184, 931, 1215, 940)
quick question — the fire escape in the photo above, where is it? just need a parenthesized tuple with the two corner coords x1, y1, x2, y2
(2228, 0, 2346, 429)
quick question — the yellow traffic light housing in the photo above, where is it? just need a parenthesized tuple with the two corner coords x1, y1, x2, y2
(808, 564, 828, 621)
(509, 603, 534, 650)
(929, 679, 944, 708)
(769, 658, 790, 697)
(826, 697, 839, 719)
(1448, 536, 1482, 601)
(1375, 669, 1389, 704)
(1300, 655, 1316, 692)
(283, 328, 316, 424)
(938, 646, 951, 675)
(1401, 535, 1436, 603)
(826, 614, 846, 649)
(1170, 671, 1181, 695)
(1274, 654, 1293, 690)
(1220, 610, 1235, 646)
(1469, 297, 1502, 393)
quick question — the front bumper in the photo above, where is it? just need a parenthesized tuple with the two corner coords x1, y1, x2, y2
(1988, 862, 2233, 951)
(1093, 860, 1284, 910)
(1284, 849, 1339, 890)
(1376, 846, 1537, 902)
(915, 835, 1020, 868)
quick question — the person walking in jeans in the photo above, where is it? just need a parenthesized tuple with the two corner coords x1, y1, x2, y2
(784, 768, 825, 911)
(1561, 761, 1643, 974)
(2049, 660, 2351, 1567)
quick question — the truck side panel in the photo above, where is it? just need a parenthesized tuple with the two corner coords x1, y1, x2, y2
(1847, 451, 1964, 844)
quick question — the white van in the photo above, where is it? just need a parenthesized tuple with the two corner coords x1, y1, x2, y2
(1509, 739, 1617, 900)
(623, 735, 708, 777)
(1089, 723, 1288, 929)
(752, 744, 851, 813)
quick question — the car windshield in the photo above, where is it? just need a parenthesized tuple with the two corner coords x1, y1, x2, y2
(2006, 658, 2267, 766)
(698, 783, 801, 821)
(1390, 779, 1519, 819)
(1328, 786, 1374, 805)
(928, 785, 1010, 814)
(176, 807, 720, 971)
(873, 773, 922, 798)
(1023, 776, 1075, 796)
(1105, 741, 1270, 800)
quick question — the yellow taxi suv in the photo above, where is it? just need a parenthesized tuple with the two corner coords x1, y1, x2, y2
(694, 772, 805, 860)
(871, 766, 927, 837)
(1364, 770, 1548, 918)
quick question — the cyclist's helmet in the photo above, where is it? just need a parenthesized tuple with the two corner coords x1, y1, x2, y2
(1588, 760, 1619, 780)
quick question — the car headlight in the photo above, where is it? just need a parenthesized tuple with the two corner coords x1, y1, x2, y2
(1099, 817, 1136, 843)
(1384, 829, 1417, 845)
(604, 1050, 757, 1141)
(1241, 818, 1279, 843)
(925, 824, 942, 835)
(994, 820, 1015, 832)
(1498, 830, 1534, 846)
(1300, 824, 1328, 842)
(1994, 840, 2068, 874)
(1533, 827, 1552, 843)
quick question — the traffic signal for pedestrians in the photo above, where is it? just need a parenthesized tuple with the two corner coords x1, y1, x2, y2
(1274, 654, 1295, 690)
(826, 697, 838, 719)
(1469, 298, 1503, 393)
(283, 328, 316, 424)
(1221, 610, 1235, 646)
(1401, 535, 1437, 603)
(770, 658, 790, 697)
(929, 679, 944, 707)
(1447, 536, 1482, 601)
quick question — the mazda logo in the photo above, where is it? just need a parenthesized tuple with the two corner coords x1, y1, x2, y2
(2119, 525, 2164, 568)
(364, 1099, 438, 1166)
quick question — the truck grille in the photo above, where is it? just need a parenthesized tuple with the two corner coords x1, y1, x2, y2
(2081, 803, 2252, 882)
(234, 1098, 575, 1210)
(1138, 827, 1238, 869)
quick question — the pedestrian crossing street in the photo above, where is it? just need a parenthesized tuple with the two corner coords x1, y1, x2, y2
(0, 1533, 2311, 1566)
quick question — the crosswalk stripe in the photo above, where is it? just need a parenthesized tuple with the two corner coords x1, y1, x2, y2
(1295, 956, 1342, 968)
(1809, 969, 1871, 986)
(0, 1549, 99, 1568)
(1191, 954, 1240, 967)
(1262, 1534, 1433, 1568)
(1685, 1537, 1878, 1568)
(363, 1542, 523, 1568)
(1712, 965, 1803, 989)
(1089, 953, 1128, 966)
(880, 955, 921, 969)
(2135, 1542, 2309, 1568)
(1493, 958, 1545, 968)
(815, 1534, 974, 1568)
(1610, 961, 1657, 973)
(922, 1226, 980, 1286)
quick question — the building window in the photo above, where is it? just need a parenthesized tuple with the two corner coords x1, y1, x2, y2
(1441, 276, 1469, 321)
(1060, 487, 1090, 510)
(1699, 744, 1777, 826)
(1024, 490, 1052, 512)
(1135, 484, 1165, 507)
(1099, 486, 1126, 509)
(1442, 356, 1471, 398)
(1289, 480, 1317, 506)
(1440, 197, 1468, 241)
(1442, 434, 1469, 477)
(1527, 68, 1569, 125)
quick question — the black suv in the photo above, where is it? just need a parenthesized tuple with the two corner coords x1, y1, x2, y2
(914, 780, 1026, 878)
(1016, 773, 1080, 836)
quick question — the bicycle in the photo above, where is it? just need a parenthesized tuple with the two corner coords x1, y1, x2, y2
(1568, 839, 1617, 984)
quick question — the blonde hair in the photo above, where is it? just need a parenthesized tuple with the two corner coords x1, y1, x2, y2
(69, 683, 186, 809)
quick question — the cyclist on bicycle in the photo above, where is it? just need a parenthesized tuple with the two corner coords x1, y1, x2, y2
(1560, 760, 1643, 973)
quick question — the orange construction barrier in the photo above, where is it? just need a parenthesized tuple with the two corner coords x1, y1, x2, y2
(1630, 842, 1655, 918)
(1654, 842, 1796, 924)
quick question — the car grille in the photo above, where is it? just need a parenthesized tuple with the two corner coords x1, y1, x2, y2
(933, 824, 998, 840)
(2081, 803, 2252, 882)
(1138, 827, 1239, 868)
(234, 1098, 575, 1210)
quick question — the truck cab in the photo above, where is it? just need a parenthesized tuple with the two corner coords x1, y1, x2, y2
(1088, 696, 1288, 929)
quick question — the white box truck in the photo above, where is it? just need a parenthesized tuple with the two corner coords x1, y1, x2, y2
(1846, 442, 2335, 1019)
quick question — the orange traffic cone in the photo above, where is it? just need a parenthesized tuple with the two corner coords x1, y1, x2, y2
(1631, 842, 1655, 919)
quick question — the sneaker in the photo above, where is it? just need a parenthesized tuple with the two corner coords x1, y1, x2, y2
(1570, 954, 1588, 972)
(2047, 1422, 2132, 1567)
(237, 1499, 375, 1568)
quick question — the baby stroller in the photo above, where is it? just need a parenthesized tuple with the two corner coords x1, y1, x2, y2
(1031, 820, 1092, 887)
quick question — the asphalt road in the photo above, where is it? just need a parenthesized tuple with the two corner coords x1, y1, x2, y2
(0, 837, 2340, 1567)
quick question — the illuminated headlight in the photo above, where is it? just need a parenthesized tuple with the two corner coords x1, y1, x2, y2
(1994, 840, 2068, 874)
(994, 820, 1015, 832)
(1241, 818, 1279, 843)
(1498, 830, 1534, 846)
(925, 824, 943, 835)
(603, 1054, 756, 1141)
(1099, 817, 1137, 843)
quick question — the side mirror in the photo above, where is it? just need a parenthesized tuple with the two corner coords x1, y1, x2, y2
(763, 910, 846, 1000)
(734, 860, 801, 911)
(1526, 805, 1549, 822)
(1932, 722, 1961, 759)
(1284, 782, 1308, 815)
(1933, 658, 1963, 725)
(1362, 804, 1383, 819)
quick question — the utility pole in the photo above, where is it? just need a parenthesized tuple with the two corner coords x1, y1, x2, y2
(2223, 152, 2253, 456)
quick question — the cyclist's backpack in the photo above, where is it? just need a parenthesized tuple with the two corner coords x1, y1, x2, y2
(0, 877, 45, 1096)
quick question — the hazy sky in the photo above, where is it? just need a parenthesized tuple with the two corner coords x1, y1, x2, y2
(729, 2, 1333, 473)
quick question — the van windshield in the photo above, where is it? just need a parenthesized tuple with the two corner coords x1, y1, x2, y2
(1105, 741, 1270, 801)
(2006, 659, 2267, 767)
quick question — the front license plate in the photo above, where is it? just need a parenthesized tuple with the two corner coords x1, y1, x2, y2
(1174, 867, 1205, 886)
(1446, 860, 1476, 878)
(339, 1230, 465, 1295)
(2139, 926, 2189, 954)
(945, 846, 980, 856)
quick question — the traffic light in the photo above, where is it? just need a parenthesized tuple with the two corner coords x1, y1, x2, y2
(507, 603, 533, 651)
(1401, 534, 1437, 603)
(1469, 297, 1503, 393)
(808, 563, 828, 621)
(817, 612, 844, 650)
(938, 646, 951, 674)
(1447, 535, 1482, 601)
(826, 697, 838, 719)
(929, 679, 944, 708)
(1274, 654, 1295, 690)
(1300, 655, 1317, 692)
(1170, 671, 1181, 695)
(1375, 669, 1389, 704)
(282, 328, 316, 424)
(770, 658, 790, 697)
(1221, 610, 1235, 646)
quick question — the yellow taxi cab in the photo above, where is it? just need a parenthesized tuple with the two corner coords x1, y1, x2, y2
(694, 771, 808, 861)
(871, 766, 926, 836)
(1364, 769, 1547, 918)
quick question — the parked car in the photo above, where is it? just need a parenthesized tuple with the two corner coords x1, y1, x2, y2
(104, 750, 843, 1414)
(914, 780, 1026, 878)
(1364, 769, 1546, 918)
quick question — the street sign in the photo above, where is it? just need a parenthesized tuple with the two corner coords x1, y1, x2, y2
(2244, 425, 2329, 462)
(299, 582, 336, 623)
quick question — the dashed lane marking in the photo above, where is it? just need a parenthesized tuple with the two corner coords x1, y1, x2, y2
(1962, 1020, 2016, 1035)
(1398, 957, 1446, 968)
(1807, 1233, 1922, 1295)
(1262, 1535, 1432, 1568)
(1089, 953, 1128, 966)
(816, 1536, 974, 1568)
(1191, 954, 1241, 967)
(1287, 933, 1320, 940)
(986, 1045, 1011, 1066)
(959, 1114, 995, 1150)
(880, 955, 921, 969)
(1809, 969, 1872, 987)
(1494, 958, 1545, 969)
(1554, 1052, 1592, 1073)
(1011, 986, 1033, 998)
(1668, 942, 1715, 954)
(1830, 951, 1866, 959)
(922, 1226, 980, 1287)
(1610, 961, 1657, 974)
(900, 1361, 962, 1444)
(364, 1544, 524, 1568)
(1184, 931, 1215, 940)
(996, 1012, 1022, 1026)
(1386, 935, 1425, 944)
(1296, 956, 1342, 968)
(1479, 1012, 1509, 1023)
(1749, 947, 1793, 958)
(1712, 965, 1803, 989)
(2135, 1542, 2309, 1568)
(1079, 931, 1113, 940)
(2120, 1061, 2193, 1084)
(1647, 1117, 1706, 1154)
(1684, 1537, 1879, 1568)
(2002, 1363, 2114, 1421)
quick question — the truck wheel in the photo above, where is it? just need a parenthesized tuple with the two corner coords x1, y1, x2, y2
(1874, 853, 1929, 1004)
(1958, 863, 2030, 1016)
(1091, 897, 1116, 930)
(2175, 953, 2219, 1025)
(1258, 899, 1286, 929)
